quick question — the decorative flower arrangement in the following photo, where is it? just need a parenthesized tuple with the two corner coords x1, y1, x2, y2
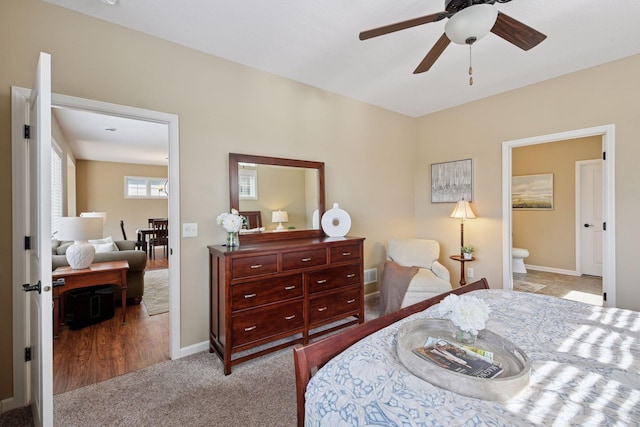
(438, 293, 490, 343)
(216, 209, 244, 247)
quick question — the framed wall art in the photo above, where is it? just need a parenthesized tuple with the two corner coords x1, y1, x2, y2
(431, 158, 473, 203)
(512, 173, 553, 210)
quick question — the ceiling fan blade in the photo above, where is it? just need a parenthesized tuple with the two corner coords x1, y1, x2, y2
(359, 12, 448, 40)
(491, 12, 546, 51)
(413, 33, 451, 74)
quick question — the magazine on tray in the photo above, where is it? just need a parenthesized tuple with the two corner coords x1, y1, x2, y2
(413, 337, 503, 379)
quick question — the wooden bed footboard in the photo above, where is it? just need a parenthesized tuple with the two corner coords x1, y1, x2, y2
(293, 278, 490, 427)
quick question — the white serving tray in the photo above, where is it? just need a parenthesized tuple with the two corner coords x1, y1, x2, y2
(397, 318, 531, 402)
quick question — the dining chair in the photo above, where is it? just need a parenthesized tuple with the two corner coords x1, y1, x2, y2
(120, 219, 144, 251)
(149, 219, 168, 259)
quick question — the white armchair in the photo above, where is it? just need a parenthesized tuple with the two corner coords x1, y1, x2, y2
(385, 238, 452, 309)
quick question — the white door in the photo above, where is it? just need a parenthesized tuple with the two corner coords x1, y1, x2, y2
(578, 160, 603, 277)
(25, 52, 54, 426)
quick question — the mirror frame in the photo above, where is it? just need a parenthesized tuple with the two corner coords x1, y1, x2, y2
(229, 153, 325, 243)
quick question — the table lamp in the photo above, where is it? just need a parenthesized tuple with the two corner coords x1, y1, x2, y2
(272, 210, 289, 231)
(57, 216, 103, 269)
(450, 199, 476, 256)
(80, 211, 107, 237)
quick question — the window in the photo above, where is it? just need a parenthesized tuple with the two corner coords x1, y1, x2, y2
(51, 142, 63, 237)
(239, 168, 258, 200)
(125, 176, 168, 199)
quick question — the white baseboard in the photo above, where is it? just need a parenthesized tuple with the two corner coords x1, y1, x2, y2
(1, 396, 20, 413)
(175, 341, 209, 360)
(525, 264, 579, 276)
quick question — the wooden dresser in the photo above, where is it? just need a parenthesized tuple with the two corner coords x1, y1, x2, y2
(208, 236, 365, 374)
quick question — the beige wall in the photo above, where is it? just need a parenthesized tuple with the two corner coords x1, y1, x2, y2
(512, 137, 601, 270)
(2, 0, 639, 405)
(76, 160, 169, 239)
(0, 0, 415, 400)
(415, 55, 640, 311)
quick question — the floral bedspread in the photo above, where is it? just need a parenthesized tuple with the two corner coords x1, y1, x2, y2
(305, 290, 640, 426)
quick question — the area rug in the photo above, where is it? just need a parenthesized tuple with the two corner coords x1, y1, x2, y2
(142, 269, 168, 315)
(513, 280, 546, 293)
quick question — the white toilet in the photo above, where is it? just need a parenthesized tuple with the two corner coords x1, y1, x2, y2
(512, 247, 530, 274)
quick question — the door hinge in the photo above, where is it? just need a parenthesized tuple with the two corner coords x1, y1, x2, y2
(603, 222, 606, 231)
(603, 292, 607, 302)
(602, 151, 606, 160)
(24, 347, 32, 362)
(24, 236, 31, 250)
(23, 124, 30, 139)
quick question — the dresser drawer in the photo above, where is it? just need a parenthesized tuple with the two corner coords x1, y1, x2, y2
(231, 300, 304, 347)
(307, 264, 361, 294)
(282, 248, 327, 271)
(330, 243, 361, 264)
(232, 275, 303, 311)
(231, 254, 278, 279)
(309, 286, 361, 326)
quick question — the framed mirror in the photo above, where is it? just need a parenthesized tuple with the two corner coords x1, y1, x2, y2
(229, 153, 325, 243)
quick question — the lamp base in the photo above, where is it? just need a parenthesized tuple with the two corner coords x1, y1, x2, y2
(66, 241, 96, 269)
(275, 223, 285, 231)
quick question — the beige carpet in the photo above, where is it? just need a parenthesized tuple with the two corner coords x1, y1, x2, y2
(142, 269, 169, 315)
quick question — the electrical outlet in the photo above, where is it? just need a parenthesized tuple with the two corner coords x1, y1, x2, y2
(467, 267, 474, 278)
(182, 223, 198, 237)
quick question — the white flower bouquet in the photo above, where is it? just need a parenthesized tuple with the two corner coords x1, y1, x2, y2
(216, 209, 244, 233)
(438, 293, 491, 336)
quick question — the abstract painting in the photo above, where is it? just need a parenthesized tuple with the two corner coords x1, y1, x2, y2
(512, 173, 553, 210)
(431, 158, 472, 203)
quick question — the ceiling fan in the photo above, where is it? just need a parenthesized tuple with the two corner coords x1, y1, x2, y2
(359, 0, 546, 75)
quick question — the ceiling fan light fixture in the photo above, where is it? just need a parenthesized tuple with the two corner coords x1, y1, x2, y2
(445, 4, 498, 45)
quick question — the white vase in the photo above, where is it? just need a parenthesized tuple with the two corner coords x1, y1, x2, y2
(321, 203, 351, 237)
(463, 252, 472, 260)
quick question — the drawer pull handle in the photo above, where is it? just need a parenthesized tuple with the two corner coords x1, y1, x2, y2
(317, 306, 328, 312)
(346, 274, 356, 278)
(244, 293, 257, 299)
(317, 279, 327, 284)
(347, 299, 356, 304)
(284, 314, 296, 320)
(250, 264, 263, 269)
(244, 326, 257, 332)
(342, 252, 351, 256)
(284, 286, 296, 290)
(301, 257, 312, 262)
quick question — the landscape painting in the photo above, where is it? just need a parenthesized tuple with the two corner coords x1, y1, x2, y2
(431, 159, 472, 203)
(512, 173, 553, 210)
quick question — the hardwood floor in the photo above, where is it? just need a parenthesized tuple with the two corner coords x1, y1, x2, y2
(53, 248, 170, 395)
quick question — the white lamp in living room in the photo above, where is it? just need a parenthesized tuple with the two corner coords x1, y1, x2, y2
(80, 211, 107, 237)
(58, 216, 103, 269)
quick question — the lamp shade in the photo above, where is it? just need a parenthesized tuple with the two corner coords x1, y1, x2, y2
(271, 210, 289, 223)
(80, 211, 107, 226)
(445, 4, 498, 45)
(58, 217, 103, 242)
(450, 200, 476, 220)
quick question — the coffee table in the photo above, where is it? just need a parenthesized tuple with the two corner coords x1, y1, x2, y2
(52, 261, 129, 337)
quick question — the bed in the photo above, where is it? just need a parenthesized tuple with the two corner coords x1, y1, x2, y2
(294, 279, 640, 426)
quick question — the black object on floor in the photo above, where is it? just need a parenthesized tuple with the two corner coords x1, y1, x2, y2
(64, 285, 115, 330)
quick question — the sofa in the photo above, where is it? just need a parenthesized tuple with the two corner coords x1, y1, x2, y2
(380, 238, 452, 314)
(51, 238, 147, 304)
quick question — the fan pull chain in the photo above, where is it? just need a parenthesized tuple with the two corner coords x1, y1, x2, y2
(468, 44, 473, 86)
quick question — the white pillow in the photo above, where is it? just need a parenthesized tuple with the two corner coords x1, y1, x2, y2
(387, 238, 440, 269)
(89, 236, 114, 244)
(93, 242, 119, 253)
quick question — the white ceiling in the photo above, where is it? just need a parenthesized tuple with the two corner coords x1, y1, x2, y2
(43, 0, 640, 162)
(52, 107, 169, 166)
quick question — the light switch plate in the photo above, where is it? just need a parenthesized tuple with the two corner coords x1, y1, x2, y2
(182, 223, 198, 237)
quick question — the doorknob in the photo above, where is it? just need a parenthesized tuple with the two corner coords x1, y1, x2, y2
(584, 223, 593, 228)
(23, 281, 41, 294)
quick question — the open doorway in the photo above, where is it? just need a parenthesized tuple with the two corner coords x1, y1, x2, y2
(12, 90, 181, 399)
(501, 125, 616, 307)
